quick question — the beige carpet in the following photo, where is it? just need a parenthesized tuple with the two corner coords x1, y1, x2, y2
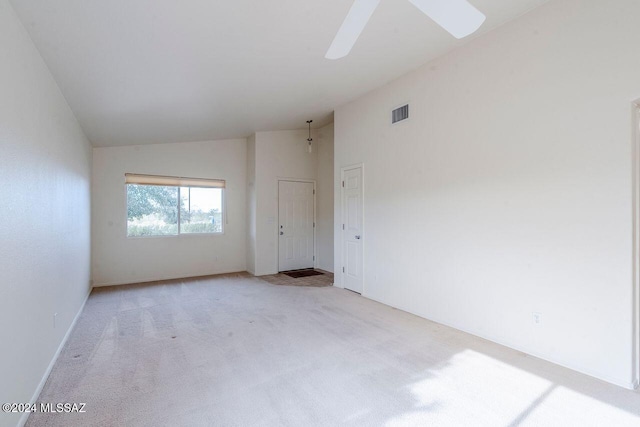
(26, 272, 640, 426)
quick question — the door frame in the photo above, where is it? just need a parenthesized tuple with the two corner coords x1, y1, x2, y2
(633, 101, 640, 389)
(277, 178, 317, 272)
(340, 163, 364, 294)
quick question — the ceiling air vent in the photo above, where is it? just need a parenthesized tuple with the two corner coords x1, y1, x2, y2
(392, 104, 409, 124)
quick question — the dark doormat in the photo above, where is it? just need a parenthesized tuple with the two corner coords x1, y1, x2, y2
(282, 269, 324, 278)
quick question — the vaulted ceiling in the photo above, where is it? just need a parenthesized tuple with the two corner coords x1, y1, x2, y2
(11, 0, 549, 146)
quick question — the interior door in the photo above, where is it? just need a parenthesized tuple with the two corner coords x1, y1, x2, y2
(278, 180, 315, 271)
(342, 166, 363, 293)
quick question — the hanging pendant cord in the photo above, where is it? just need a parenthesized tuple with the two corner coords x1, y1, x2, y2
(306, 120, 313, 153)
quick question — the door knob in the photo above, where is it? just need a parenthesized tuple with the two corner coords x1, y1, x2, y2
(355, 235, 361, 239)
(280, 231, 284, 235)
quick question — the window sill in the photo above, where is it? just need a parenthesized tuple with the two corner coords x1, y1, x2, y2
(126, 231, 225, 239)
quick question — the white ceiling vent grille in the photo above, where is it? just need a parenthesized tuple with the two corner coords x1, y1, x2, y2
(392, 104, 409, 124)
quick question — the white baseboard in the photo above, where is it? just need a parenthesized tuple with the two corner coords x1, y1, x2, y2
(18, 287, 92, 427)
(93, 269, 246, 287)
(252, 270, 278, 277)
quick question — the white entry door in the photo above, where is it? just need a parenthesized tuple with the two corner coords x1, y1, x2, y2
(278, 180, 315, 271)
(342, 166, 363, 293)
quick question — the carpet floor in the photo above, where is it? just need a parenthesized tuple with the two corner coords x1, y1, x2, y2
(26, 272, 640, 426)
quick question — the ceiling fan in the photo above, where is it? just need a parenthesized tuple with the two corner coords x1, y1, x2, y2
(325, 0, 486, 60)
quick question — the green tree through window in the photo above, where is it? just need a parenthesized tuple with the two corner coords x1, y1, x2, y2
(126, 184, 222, 237)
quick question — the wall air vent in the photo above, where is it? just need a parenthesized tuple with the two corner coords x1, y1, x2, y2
(392, 104, 409, 124)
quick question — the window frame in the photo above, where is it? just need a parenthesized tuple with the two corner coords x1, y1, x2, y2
(124, 175, 226, 238)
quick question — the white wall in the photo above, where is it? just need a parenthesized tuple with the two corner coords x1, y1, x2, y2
(246, 134, 257, 275)
(317, 123, 334, 272)
(0, 1, 92, 425)
(254, 130, 319, 275)
(92, 139, 247, 286)
(334, 0, 640, 388)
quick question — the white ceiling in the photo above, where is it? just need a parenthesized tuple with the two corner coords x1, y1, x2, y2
(11, 0, 549, 147)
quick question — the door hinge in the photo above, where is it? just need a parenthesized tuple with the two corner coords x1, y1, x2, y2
(313, 222, 315, 227)
(313, 189, 315, 195)
(342, 181, 345, 188)
(342, 224, 345, 230)
(342, 267, 345, 273)
(313, 256, 315, 261)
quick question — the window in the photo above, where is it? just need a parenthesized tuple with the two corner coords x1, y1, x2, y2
(125, 174, 224, 237)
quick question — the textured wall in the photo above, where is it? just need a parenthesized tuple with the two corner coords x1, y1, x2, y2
(0, 1, 92, 426)
(254, 130, 318, 275)
(92, 139, 247, 286)
(334, 0, 640, 388)
(317, 123, 334, 272)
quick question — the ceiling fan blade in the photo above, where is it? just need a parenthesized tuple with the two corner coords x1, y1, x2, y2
(407, 0, 486, 39)
(325, 0, 381, 60)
